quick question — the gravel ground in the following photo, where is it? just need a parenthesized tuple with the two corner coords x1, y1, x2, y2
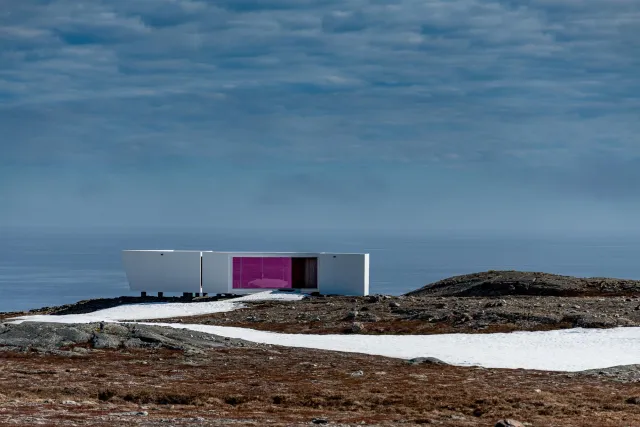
(1, 343, 640, 426)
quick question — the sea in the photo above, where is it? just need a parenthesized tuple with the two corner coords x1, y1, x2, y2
(2, 227, 640, 313)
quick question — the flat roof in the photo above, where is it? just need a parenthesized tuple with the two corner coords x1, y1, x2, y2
(123, 250, 368, 255)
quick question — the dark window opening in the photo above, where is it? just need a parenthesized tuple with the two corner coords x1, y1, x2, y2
(291, 257, 318, 289)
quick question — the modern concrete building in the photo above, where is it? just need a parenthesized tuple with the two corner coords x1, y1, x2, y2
(122, 250, 370, 296)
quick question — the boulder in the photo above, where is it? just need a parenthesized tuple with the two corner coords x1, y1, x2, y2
(351, 322, 365, 333)
(345, 311, 358, 320)
(92, 333, 122, 349)
(495, 419, 525, 427)
(407, 357, 448, 366)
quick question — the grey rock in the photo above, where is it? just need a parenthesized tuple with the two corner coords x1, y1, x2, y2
(0, 322, 252, 354)
(361, 313, 380, 322)
(455, 313, 473, 323)
(389, 302, 400, 308)
(485, 300, 506, 308)
(345, 311, 358, 320)
(407, 357, 448, 366)
(123, 338, 145, 348)
(579, 364, 640, 383)
(565, 314, 620, 329)
(101, 323, 130, 336)
(350, 370, 364, 377)
(495, 419, 525, 427)
(351, 322, 365, 333)
(92, 332, 122, 349)
(0, 323, 92, 350)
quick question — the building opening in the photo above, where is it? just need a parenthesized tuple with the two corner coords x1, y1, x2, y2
(292, 257, 317, 289)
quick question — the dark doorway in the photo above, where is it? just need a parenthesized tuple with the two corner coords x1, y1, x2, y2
(292, 257, 318, 289)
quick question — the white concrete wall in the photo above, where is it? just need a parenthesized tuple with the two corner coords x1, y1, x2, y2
(123, 251, 369, 296)
(201, 252, 230, 294)
(122, 250, 202, 293)
(318, 253, 369, 296)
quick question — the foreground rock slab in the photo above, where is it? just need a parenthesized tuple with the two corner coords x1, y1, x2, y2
(0, 322, 253, 354)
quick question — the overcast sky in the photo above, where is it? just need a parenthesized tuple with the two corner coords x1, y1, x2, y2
(1, 0, 639, 234)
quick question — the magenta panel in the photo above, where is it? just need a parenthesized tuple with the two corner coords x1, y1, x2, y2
(232, 257, 292, 289)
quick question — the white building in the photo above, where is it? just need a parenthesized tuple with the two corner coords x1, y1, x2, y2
(122, 250, 370, 296)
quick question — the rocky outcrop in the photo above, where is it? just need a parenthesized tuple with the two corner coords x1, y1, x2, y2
(0, 322, 252, 354)
(495, 420, 525, 427)
(407, 271, 640, 297)
(577, 364, 640, 383)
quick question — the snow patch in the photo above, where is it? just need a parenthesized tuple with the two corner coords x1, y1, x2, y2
(9, 291, 305, 324)
(149, 323, 640, 372)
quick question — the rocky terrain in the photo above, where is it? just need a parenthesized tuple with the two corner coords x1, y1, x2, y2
(3, 270, 640, 425)
(144, 271, 640, 335)
(148, 294, 640, 335)
(407, 270, 640, 297)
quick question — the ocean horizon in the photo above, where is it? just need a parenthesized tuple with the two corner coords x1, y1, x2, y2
(2, 227, 640, 313)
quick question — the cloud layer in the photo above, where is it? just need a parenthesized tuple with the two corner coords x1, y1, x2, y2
(1, 0, 639, 231)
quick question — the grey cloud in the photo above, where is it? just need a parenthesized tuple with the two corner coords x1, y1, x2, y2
(1, 0, 639, 171)
(256, 171, 388, 206)
(322, 11, 368, 33)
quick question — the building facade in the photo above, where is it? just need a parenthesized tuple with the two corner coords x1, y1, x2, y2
(122, 250, 369, 296)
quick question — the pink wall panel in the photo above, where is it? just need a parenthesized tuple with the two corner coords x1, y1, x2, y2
(232, 257, 292, 289)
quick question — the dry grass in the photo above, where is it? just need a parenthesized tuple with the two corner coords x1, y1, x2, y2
(1, 346, 640, 426)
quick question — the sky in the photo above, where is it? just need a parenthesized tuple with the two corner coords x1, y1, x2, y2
(1, 0, 639, 234)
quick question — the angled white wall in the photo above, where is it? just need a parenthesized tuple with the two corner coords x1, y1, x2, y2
(201, 252, 229, 294)
(122, 250, 202, 293)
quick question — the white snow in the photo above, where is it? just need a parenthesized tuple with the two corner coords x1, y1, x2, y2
(147, 323, 640, 372)
(7, 291, 640, 372)
(9, 291, 306, 324)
